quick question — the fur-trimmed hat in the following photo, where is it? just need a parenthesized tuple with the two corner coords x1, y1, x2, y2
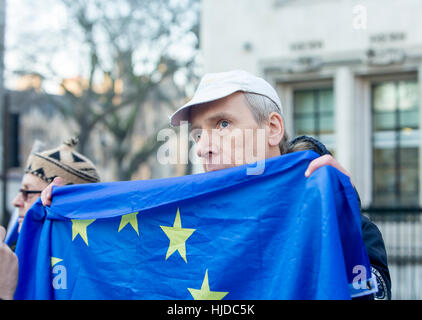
(24, 138, 100, 185)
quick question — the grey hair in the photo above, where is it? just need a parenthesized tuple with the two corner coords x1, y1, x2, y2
(287, 141, 314, 153)
(243, 92, 289, 154)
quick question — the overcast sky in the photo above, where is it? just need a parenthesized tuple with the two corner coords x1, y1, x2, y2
(5, 0, 72, 91)
(4, 0, 200, 94)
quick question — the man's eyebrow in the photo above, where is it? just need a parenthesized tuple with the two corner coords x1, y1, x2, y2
(190, 112, 236, 131)
(206, 112, 235, 123)
(190, 124, 201, 132)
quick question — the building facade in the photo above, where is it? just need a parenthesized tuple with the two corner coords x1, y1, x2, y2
(201, 0, 422, 299)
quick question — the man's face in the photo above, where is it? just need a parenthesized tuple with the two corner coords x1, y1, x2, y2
(190, 92, 271, 172)
(12, 173, 48, 232)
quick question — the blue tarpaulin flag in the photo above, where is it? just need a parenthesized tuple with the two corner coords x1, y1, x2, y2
(14, 151, 376, 300)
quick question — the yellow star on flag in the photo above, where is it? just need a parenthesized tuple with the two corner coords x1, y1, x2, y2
(188, 269, 229, 300)
(118, 212, 139, 236)
(72, 219, 95, 246)
(160, 208, 195, 263)
(51, 257, 63, 267)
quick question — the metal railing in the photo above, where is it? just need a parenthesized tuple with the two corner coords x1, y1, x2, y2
(363, 208, 422, 300)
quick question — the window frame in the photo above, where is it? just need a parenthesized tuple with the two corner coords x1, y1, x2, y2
(293, 86, 335, 138)
(277, 79, 335, 151)
(370, 75, 420, 209)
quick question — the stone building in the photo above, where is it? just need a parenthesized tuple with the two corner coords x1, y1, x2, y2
(201, 0, 422, 299)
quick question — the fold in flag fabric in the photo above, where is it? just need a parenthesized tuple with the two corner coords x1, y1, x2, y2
(14, 151, 377, 300)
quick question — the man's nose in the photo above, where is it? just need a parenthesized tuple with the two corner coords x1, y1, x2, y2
(195, 130, 218, 159)
(13, 192, 24, 208)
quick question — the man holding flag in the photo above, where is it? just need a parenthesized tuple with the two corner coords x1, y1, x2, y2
(10, 70, 384, 300)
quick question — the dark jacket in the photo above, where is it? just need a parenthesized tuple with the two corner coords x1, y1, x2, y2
(360, 214, 391, 300)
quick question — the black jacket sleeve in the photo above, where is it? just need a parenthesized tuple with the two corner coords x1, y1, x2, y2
(359, 214, 392, 300)
(353, 187, 391, 300)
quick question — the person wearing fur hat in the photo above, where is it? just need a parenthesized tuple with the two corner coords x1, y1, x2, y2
(0, 138, 99, 300)
(13, 138, 100, 232)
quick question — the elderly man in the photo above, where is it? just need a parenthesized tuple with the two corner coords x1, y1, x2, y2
(41, 70, 389, 299)
(170, 70, 390, 300)
(0, 139, 100, 300)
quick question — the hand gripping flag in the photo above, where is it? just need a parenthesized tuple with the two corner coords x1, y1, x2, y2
(14, 151, 377, 300)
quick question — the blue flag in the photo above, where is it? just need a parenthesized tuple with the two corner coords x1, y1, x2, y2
(14, 151, 376, 300)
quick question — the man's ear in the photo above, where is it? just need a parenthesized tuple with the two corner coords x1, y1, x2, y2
(267, 112, 284, 147)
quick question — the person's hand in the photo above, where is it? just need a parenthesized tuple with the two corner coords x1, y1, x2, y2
(0, 226, 18, 300)
(41, 177, 63, 207)
(305, 154, 353, 184)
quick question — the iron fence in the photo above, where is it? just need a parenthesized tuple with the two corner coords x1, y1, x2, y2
(363, 208, 422, 300)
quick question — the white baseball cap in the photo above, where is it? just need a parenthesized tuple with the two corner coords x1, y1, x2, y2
(169, 70, 283, 126)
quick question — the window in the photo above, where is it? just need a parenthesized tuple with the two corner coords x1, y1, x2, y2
(293, 87, 335, 152)
(372, 80, 419, 207)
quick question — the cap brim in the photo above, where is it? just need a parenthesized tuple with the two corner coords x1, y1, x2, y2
(169, 85, 242, 126)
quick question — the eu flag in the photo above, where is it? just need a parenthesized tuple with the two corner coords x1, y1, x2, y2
(14, 151, 376, 300)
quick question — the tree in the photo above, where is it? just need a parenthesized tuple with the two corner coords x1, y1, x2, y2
(11, 0, 201, 179)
